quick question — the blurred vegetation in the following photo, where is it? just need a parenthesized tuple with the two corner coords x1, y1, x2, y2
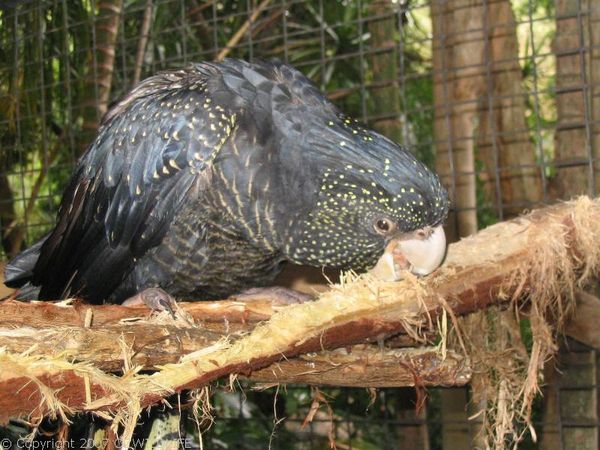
(0, 0, 444, 257)
(0, 0, 560, 254)
(190, 384, 441, 449)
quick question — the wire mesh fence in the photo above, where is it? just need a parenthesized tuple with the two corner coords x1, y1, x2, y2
(1, 0, 600, 449)
(4, 0, 598, 251)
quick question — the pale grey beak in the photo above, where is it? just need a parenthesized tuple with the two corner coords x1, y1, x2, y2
(369, 225, 447, 281)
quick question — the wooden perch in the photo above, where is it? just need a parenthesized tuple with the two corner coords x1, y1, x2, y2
(247, 346, 471, 388)
(0, 197, 599, 425)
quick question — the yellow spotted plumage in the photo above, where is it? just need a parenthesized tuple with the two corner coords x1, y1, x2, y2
(6, 59, 448, 303)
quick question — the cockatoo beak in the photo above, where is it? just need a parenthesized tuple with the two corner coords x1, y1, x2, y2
(369, 225, 447, 281)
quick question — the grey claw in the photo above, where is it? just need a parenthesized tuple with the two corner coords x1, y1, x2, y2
(143, 288, 176, 317)
(123, 287, 177, 317)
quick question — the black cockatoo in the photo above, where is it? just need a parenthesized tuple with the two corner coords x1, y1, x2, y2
(4, 59, 448, 307)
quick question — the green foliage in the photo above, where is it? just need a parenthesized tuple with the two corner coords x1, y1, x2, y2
(191, 384, 443, 449)
(513, 0, 555, 18)
(0, 2, 95, 252)
(514, 0, 557, 178)
(0, 0, 438, 255)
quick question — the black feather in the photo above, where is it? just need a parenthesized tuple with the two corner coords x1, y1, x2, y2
(5, 59, 448, 303)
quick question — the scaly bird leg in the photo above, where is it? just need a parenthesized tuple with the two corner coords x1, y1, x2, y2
(122, 287, 177, 317)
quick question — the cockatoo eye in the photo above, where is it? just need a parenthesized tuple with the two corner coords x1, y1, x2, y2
(373, 217, 396, 235)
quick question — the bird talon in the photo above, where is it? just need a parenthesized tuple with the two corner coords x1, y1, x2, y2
(123, 287, 177, 317)
(158, 298, 176, 318)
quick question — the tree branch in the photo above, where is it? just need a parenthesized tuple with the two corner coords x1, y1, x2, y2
(216, 0, 272, 60)
(247, 346, 471, 388)
(0, 197, 599, 423)
(80, 0, 123, 151)
(132, 0, 153, 87)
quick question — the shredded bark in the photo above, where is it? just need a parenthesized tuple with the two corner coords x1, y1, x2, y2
(1, 197, 599, 450)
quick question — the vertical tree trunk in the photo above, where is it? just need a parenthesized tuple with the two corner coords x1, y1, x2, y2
(552, 0, 592, 196)
(368, 2, 402, 144)
(432, 0, 483, 241)
(79, 0, 123, 151)
(590, 2, 600, 193)
(0, 174, 21, 257)
(476, 1, 542, 216)
(553, 1, 600, 446)
(553, 0, 600, 198)
(132, 0, 153, 87)
(432, 0, 542, 241)
(542, 4, 600, 447)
